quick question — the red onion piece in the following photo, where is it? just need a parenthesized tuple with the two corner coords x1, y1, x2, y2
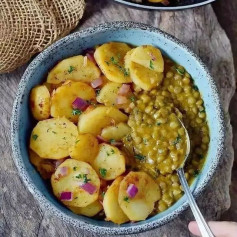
(55, 158, 66, 169)
(96, 135, 107, 144)
(161, 0, 170, 6)
(127, 184, 138, 198)
(60, 191, 72, 201)
(91, 78, 103, 88)
(86, 50, 96, 64)
(80, 183, 97, 195)
(58, 166, 68, 177)
(118, 84, 130, 96)
(72, 97, 88, 111)
(149, 52, 157, 61)
(116, 95, 128, 105)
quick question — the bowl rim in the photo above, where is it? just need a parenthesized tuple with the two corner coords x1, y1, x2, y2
(11, 21, 225, 235)
(113, 0, 216, 11)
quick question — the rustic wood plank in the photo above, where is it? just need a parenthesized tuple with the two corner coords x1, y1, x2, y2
(0, 0, 235, 236)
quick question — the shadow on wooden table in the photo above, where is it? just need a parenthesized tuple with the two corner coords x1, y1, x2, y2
(213, 0, 237, 222)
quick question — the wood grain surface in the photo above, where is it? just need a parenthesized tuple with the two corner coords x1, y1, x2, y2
(0, 0, 235, 236)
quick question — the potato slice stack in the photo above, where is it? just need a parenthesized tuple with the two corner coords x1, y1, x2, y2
(29, 42, 162, 223)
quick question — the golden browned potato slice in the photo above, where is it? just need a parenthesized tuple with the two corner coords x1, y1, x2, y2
(103, 176, 129, 224)
(29, 149, 55, 179)
(30, 118, 78, 159)
(78, 106, 128, 135)
(68, 200, 103, 217)
(51, 159, 100, 207)
(47, 55, 101, 84)
(96, 82, 121, 106)
(94, 42, 132, 83)
(101, 123, 131, 141)
(69, 134, 99, 163)
(118, 171, 161, 221)
(130, 45, 164, 72)
(30, 85, 50, 121)
(92, 143, 126, 180)
(50, 81, 96, 123)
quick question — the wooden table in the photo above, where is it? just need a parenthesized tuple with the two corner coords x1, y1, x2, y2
(0, 0, 236, 236)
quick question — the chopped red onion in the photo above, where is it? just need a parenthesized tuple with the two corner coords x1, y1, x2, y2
(72, 97, 88, 111)
(55, 158, 66, 169)
(58, 166, 68, 177)
(80, 183, 97, 195)
(91, 78, 103, 88)
(118, 84, 130, 96)
(127, 184, 138, 198)
(116, 95, 128, 105)
(96, 135, 107, 144)
(161, 0, 170, 6)
(149, 52, 157, 61)
(60, 191, 72, 201)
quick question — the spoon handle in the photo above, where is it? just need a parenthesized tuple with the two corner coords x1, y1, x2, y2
(177, 168, 215, 237)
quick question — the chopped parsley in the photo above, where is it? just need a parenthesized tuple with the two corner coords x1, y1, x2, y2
(72, 109, 82, 116)
(149, 60, 154, 70)
(106, 151, 110, 156)
(135, 154, 145, 161)
(68, 66, 75, 74)
(126, 135, 132, 142)
(130, 96, 136, 102)
(99, 168, 107, 178)
(76, 174, 91, 183)
(157, 122, 161, 126)
(173, 134, 181, 145)
(109, 139, 116, 144)
(123, 196, 130, 202)
(73, 167, 77, 171)
(52, 131, 57, 134)
(193, 85, 199, 91)
(106, 56, 130, 76)
(75, 139, 80, 144)
(110, 149, 115, 154)
(176, 67, 185, 75)
(193, 170, 200, 177)
(102, 191, 105, 198)
(32, 134, 38, 141)
(62, 137, 66, 140)
(143, 138, 148, 144)
(95, 89, 101, 96)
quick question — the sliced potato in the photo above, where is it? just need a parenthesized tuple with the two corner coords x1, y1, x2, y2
(118, 171, 161, 221)
(69, 134, 99, 163)
(51, 159, 100, 207)
(103, 176, 129, 224)
(47, 55, 101, 84)
(101, 123, 131, 141)
(97, 82, 121, 106)
(68, 200, 103, 217)
(78, 106, 128, 135)
(50, 81, 96, 123)
(130, 45, 164, 72)
(94, 42, 132, 83)
(29, 149, 55, 179)
(30, 85, 50, 121)
(92, 143, 126, 180)
(30, 118, 78, 159)
(125, 51, 163, 91)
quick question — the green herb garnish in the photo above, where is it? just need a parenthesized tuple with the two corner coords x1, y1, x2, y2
(109, 56, 130, 76)
(68, 66, 75, 74)
(52, 131, 57, 134)
(102, 191, 105, 198)
(149, 60, 154, 70)
(110, 149, 115, 154)
(99, 168, 107, 178)
(193, 85, 199, 91)
(176, 67, 185, 75)
(83, 174, 91, 183)
(75, 140, 80, 144)
(75, 174, 82, 179)
(157, 122, 161, 126)
(173, 134, 181, 145)
(193, 170, 200, 177)
(109, 139, 116, 144)
(124, 196, 130, 202)
(72, 109, 82, 115)
(130, 96, 136, 102)
(73, 167, 77, 171)
(95, 89, 101, 96)
(135, 154, 145, 161)
(32, 134, 38, 141)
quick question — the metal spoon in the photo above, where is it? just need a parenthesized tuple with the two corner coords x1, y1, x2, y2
(176, 118, 215, 237)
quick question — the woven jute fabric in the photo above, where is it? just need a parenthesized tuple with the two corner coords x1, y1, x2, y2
(0, 0, 85, 74)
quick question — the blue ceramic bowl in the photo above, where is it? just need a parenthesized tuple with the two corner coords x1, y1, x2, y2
(11, 22, 224, 235)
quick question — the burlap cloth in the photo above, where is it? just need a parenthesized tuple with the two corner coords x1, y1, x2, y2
(0, 0, 85, 74)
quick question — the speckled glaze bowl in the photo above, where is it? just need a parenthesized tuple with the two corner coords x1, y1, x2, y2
(11, 22, 224, 235)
